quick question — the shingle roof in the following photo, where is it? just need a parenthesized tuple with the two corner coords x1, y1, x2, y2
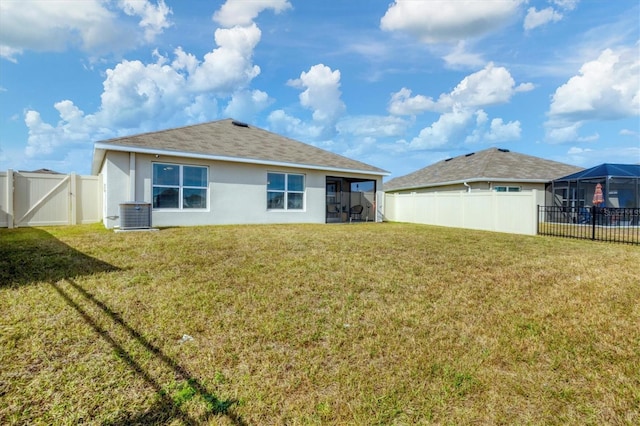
(384, 148, 583, 191)
(554, 163, 640, 181)
(92, 119, 388, 175)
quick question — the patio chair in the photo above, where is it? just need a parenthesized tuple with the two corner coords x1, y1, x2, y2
(578, 207, 591, 224)
(350, 204, 363, 222)
(327, 204, 340, 219)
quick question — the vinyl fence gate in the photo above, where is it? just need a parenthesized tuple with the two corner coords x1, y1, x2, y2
(1, 170, 102, 228)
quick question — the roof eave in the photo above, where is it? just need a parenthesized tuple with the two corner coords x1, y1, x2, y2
(93, 142, 390, 177)
(385, 177, 552, 192)
(91, 147, 107, 175)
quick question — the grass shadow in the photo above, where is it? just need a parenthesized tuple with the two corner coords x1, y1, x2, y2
(1, 227, 244, 424)
(52, 278, 245, 425)
(0, 227, 118, 287)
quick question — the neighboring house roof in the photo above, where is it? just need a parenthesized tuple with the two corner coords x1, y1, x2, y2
(20, 168, 62, 174)
(553, 163, 640, 181)
(384, 148, 583, 192)
(92, 119, 389, 176)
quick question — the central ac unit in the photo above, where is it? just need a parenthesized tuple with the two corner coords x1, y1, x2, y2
(119, 202, 152, 230)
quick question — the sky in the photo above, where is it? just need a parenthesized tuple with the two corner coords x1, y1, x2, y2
(0, 0, 638, 179)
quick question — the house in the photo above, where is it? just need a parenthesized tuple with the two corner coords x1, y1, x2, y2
(550, 163, 640, 209)
(383, 148, 583, 235)
(91, 119, 389, 229)
(384, 147, 582, 198)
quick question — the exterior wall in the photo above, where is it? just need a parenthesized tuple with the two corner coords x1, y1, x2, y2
(0, 170, 102, 228)
(100, 151, 131, 229)
(395, 181, 545, 194)
(384, 190, 539, 235)
(100, 151, 384, 228)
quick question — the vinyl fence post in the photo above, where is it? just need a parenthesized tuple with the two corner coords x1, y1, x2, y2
(70, 172, 77, 225)
(7, 169, 14, 229)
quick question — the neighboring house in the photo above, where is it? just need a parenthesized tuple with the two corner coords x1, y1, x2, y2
(384, 147, 582, 202)
(383, 148, 583, 235)
(550, 163, 640, 209)
(91, 119, 388, 229)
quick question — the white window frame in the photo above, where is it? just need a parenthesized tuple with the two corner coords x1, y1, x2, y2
(495, 186, 521, 193)
(267, 172, 305, 211)
(152, 163, 209, 210)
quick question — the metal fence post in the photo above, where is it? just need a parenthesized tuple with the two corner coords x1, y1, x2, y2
(591, 205, 596, 240)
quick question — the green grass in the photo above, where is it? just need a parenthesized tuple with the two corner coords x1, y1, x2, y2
(1, 222, 639, 425)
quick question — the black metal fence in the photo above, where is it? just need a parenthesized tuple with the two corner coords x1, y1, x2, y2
(537, 206, 640, 245)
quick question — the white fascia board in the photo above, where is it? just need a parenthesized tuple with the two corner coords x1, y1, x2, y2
(93, 142, 390, 177)
(385, 177, 551, 192)
(91, 147, 107, 175)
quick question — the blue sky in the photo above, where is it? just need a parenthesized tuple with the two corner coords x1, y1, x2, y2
(1, 0, 638, 178)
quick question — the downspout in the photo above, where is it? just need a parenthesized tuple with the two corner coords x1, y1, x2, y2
(129, 152, 136, 201)
(463, 181, 471, 193)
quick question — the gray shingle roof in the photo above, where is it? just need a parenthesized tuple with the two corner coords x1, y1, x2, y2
(384, 148, 583, 191)
(92, 119, 388, 175)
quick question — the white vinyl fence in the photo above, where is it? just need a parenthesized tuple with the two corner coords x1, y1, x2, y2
(384, 190, 540, 235)
(1, 170, 102, 228)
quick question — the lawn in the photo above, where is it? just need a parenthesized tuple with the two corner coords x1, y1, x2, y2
(1, 223, 639, 425)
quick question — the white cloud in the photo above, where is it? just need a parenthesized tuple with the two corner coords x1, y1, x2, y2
(188, 24, 262, 93)
(213, 0, 291, 27)
(388, 88, 440, 116)
(336, 116, 410, 138)
(0, 0, 172, 60)
(23, 24, 266, 156)
(549, 48, 639, 120)
(552, 0, 580, 11)
(448, 63, 523, 107)
(516, 82, 535, 92)
(546, 46, 640, 143)
(485, 118, 522, 141)
(119, 0, 173, 42)
(15, 0, 284, 162)
(287, 64, 346, 136)
(620, 129, 639, 138)
(390, 63, 529, 150)
(465, 111, 521, 143)
(567, 146, 593, 155)
(266, 72, 345, 140)
(0, 45, 21, 63)
(389, 63, 532, 115)
(442, 41, 484, 69)
(99, 59, 186, 129)
(267, 109, 324, 140)
(408, 108, 475, 150)
(380, 0, 523, 43)
(224, 90, 272, 122)
(566, 145, 639, 167)
(524, 7, 563, 31)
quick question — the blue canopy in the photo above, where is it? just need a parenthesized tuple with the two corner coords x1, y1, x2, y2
(555, 163, 640, 181)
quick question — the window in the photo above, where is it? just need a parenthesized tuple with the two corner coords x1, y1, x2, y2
(495, 186, 521, 192)
(153, 163, 208, 209)
(267, 172, 305, 210)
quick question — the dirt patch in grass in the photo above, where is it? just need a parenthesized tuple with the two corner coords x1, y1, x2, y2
(1, 223, 639, 424)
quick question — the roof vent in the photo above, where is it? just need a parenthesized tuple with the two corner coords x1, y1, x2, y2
(232, 120, 249, 128)
(444, 158, 453, 162)
(498, 148, 510, 153)
(465, 152, 475, 157)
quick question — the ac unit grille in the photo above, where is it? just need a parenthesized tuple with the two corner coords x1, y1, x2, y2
(119, 202, 152, 230)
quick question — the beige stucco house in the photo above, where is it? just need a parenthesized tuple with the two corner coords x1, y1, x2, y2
(384, 147, 582, 201)
(92, 119, 388, 229)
